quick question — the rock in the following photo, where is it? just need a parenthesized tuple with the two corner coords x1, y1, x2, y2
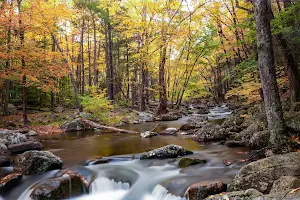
(187, 181, 227, 200)
(222, 115, 244, 133)
(160, 128, 178, 135)
(270, 176, 300, 193)
(54, 106, 64, 113)
(92, 158, 112, 165)
(139, 145, 193, 159)
(159, 112, 182, 121)
(187, 185, 208, 200)
(8, 141, 43, 153)
(26, 130, 38, 137)
(228, 152, 300, 194)
(204, 188, 263, 200)
(256, 189, 300, 200)
(138, 112, 154, 122)
(0, 156, 10, 167)
(140, 131, 158, 138)
(225, 140, 247, 147)
(180, 116, 208, 130)
(286, 115, 300, 133)
(0, 143, 7, 151)
(249, 131, 270, 150)
(60, 118, 98, 132)
(178, 158, 206, 168)
(193, 123, 228, 142)
(13, 151, 63, 175)
(235, 119, 267, 142)
(30, 173, 87, 199)
(0, 173, 22, 193)
(207, 102, 215, 107)
(79, 112, 93, 119)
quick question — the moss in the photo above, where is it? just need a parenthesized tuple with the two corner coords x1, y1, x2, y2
(178, 158, 206, 168)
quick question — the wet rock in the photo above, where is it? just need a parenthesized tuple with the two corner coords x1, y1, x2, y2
(193, 123, 228, 142)
(92, 158, 112, 165)
(140, 145, 193, 159)
(249, 131, 270, 150)
(228, 152, 300, 194)
(0, 156, 10, 167)
(187, 181, 227, 200)
(60, 118, 98, 132)
(270, 176, 300, 193)
(0, 173, 22, 193)
(14, 150, 63, 175)
(225, 140, 247, 147)
(178, 158, 206, 168)
(140, 131, 158, 138)
(138, 112, 154, 122)
(30, 173, 87, 199)
(286, 115, 300, 133)
(160, 128, 178, 135)
(8, 141, 43, 153)
(204, 188, 263, 200)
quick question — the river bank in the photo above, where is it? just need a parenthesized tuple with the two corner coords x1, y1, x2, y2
(1, 101, 300, 199)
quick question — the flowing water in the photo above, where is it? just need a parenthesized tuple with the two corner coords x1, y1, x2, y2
(3, 106, 248, 200)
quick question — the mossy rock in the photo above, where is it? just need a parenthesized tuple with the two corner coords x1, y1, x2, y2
(178, 158, 206, 168)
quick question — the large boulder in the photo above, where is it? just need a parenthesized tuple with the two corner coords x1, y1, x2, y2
(8, 141, 43, 153)
(7, 104, 17, 115)
(228, 152, 300, 194)
(138, 112, 154, 122)
(187, 181, 227, 200)
(139, 145, 193, 159)
(30, 173, 87, 199)
(159, 112, 182, 121)
(204, 189, 263, 200)
(193, 123, 228, 142)
(13, 151, 63, 175)
(286, 115, 300, 133)
(235, 119, 267, 142)
(0, 173, 22, 193)
(222, 115, 244, 129)
(270, 176, 300, 193)
(180, 116, 208, 131)
(249, 131, 270, 150)
(60, 118, 98, 132)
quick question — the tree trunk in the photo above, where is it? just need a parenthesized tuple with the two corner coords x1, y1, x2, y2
(88, 19, 92, 87)
(126, 43, 130, 99)
(80, 18, 85, 95)
(254, 0, 285, 151)
(17, 0, 28, 125)
(158, 45, 168, 114)
(93, 16, 98, 87)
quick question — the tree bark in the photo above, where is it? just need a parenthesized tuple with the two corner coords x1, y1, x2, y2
(88, 19, 92, 87)
(18, 0, 28, 125)
(80, 18, 85, 95)
(92, 16, 98, 87)
(254, 0, 285, 151)
(158, 45, 168, 114)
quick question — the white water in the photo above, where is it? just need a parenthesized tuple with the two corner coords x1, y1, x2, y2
(74, 162, 187, 200)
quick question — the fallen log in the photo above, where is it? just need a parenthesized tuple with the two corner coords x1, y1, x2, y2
(60, 118, 139, 134)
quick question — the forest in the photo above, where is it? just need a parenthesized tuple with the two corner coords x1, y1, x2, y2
(1, 0, 300, 200)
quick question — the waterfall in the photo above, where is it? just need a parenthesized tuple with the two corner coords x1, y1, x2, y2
(90, 177, 130, 193)
(144, 185, 187, 200)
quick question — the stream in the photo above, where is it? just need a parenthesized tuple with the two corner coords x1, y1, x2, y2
(3, 106, 248, 200)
